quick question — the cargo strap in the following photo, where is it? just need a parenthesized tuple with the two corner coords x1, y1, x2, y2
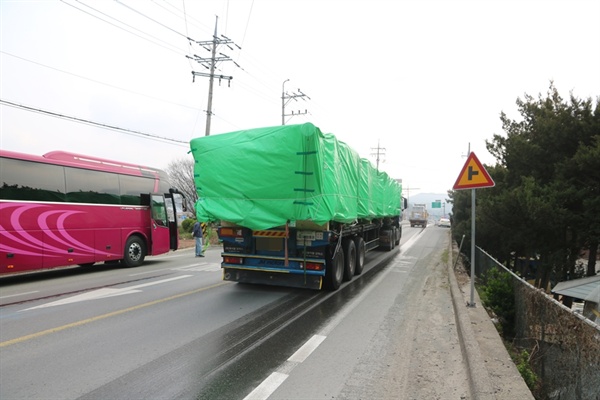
(284, 221, 289, 267)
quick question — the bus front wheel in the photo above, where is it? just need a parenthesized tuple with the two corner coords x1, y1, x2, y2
(123, 235, 146, 267)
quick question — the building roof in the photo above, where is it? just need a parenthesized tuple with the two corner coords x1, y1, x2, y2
(552, 275, 600, 303)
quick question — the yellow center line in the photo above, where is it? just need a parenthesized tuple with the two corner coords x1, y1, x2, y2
(0, 281, 230, 348)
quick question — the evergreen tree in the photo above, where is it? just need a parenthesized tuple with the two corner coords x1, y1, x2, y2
(452, 82, 599, 287)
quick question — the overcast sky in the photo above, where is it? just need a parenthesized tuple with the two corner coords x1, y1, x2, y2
(1, 0, 599, 196)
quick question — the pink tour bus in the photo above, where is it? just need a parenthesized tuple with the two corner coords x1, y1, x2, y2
(0, 150, 183, 274)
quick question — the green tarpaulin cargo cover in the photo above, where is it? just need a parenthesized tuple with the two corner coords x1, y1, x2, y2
(190, 123, 401, 230)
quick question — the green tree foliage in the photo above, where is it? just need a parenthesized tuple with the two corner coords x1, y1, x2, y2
(451, 83, 599, 288)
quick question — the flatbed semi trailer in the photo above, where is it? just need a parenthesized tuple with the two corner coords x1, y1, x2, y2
(190, 123, 405, 290)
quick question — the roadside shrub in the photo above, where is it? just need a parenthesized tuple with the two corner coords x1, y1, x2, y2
(181, 218, 196, 233)
(515, 349, 538, 391)
(482, 267, 515, 337)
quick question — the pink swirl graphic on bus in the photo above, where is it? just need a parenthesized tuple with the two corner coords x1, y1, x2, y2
(0, 203, 96, 257)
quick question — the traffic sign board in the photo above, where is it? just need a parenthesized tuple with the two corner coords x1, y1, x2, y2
(453, 152, 495, 190)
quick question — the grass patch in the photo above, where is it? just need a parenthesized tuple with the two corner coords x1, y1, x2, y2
(441, 248, 450, 265)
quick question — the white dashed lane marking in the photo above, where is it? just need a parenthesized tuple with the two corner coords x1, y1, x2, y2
(173, 263, 221, 272)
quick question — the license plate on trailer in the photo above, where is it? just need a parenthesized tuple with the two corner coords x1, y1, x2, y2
(297, 231, 316, 240)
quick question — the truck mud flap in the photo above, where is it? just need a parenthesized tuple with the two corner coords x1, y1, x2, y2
(223, 268, 323, 290)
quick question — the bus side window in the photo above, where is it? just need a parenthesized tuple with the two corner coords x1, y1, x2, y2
(0, 158, 66, 201)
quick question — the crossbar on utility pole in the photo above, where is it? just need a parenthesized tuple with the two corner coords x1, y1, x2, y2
(281, 81, 310, 125)
(188, 16, 240, 136)
(370, 140, 386, 171)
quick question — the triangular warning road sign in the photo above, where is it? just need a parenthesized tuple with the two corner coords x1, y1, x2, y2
(453, 152, 495, 190)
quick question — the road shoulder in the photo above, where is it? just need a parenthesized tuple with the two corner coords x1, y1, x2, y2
(450, 239, 534, 400)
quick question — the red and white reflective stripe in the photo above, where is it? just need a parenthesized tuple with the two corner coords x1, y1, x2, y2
(253, 230, 287, 237)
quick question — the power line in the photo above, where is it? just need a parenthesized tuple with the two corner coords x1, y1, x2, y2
(60, 0, 186, 56)
(64, 0, 286, 120)
(161, 0, 214, 34)
(178, 0, 195, 69)
(0, 51, 198, 111)
(150, 0, 184, 21)
(0, 99, 188, 146)
(9, 2, 304, 138)
(239, 0, 255, 49)
(115, 0, 189, 40)
(2, 47, 270, 137)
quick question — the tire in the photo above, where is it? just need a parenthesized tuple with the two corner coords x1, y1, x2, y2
(325, 247, 344, 290)
(123, 235, 146, 267)
(354, 236, 366, 275)
(383, 229, 394, 251)
(342, 238, 356, 281)
(395, 226, 401, 245)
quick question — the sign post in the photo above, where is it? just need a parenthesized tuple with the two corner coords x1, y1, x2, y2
(453, 152, 494, 307)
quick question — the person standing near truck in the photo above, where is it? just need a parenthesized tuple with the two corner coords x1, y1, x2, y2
(192, 221, 204, 257)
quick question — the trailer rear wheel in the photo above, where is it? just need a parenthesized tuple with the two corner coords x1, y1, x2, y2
(354, 237, 366, 275)
(325, 249, 344, 290)
(342, 238, 356, 281)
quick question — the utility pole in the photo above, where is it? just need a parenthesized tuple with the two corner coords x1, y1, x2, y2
(370, 140, 386, 170)
(188, 16, 240, 136)
(281, 81, 310, 125)
(462, 142, 471, 158)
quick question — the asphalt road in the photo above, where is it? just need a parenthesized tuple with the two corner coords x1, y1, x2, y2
(0, 223, 464, 399)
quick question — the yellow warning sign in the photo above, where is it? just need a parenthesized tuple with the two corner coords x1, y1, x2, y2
(453, 152, 495, 190)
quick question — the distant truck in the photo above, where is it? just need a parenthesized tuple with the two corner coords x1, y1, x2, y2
(409, 203, 429, 227)
(190, 123, 406, 290)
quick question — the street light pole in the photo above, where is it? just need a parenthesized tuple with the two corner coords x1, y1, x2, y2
(281, 78, 289, 125)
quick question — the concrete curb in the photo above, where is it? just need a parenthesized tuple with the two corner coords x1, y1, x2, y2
(447, 241, 496, 400)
